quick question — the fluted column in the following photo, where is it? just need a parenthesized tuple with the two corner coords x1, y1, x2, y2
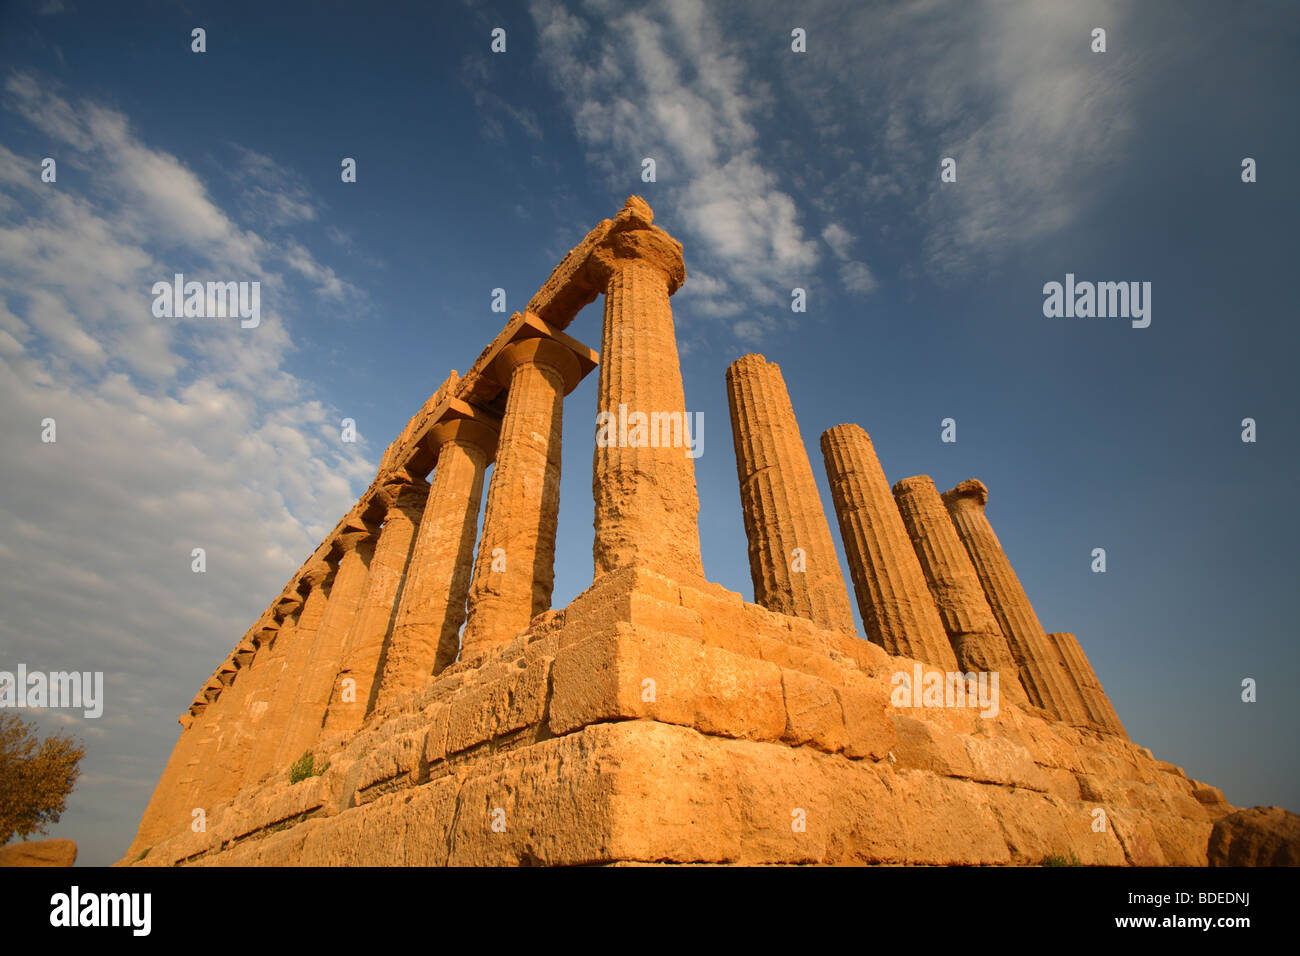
(197, 608, 292, 805)
(941, 479, 1090, 725)
(820, 424, 957, 669)
(377, 418, 497, 705)
(725, 354, 855, 632)
(126, 707, 206, 854)
(1047, 631, 1128, 737)
(461, 338, 578, 659)
(321, 479, 429, 737)
(273, 526, 375, 768)
(586, 197, 703, 580)
(241, 563, 333, 787)
(892, 475, 1030, 706)
(173, 665, 238, 819)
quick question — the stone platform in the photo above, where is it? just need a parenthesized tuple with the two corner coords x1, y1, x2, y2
(122, 567, 1230, 867)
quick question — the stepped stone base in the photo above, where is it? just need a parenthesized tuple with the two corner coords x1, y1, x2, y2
(119, 567, 1235, 867)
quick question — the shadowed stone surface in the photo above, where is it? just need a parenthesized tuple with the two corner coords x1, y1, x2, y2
(378, 419, 496, 704)
(322, 480, 429, 737)
(892, 475, 1029, 708)
(461, 337, 577, 658)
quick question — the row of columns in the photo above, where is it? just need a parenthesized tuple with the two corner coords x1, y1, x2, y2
(130, 318, 606, 852)
(720, 366, 1124, 736)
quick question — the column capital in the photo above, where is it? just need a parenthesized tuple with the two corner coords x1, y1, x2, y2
(941, 478, 989, 511)
(332, 521, 376, 558)
(233, 638, 257, 666)
(584, 196, 686, 294)
(298, 560, 333, 591)
(253, 617, 280, 647)
(492, 337, 584, 395)
(429, 417, 499, 463)
(271, 591, 302, 621)
(377, 475, 430, 517)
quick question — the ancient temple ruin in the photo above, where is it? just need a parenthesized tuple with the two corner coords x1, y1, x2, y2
(122, 197, 1234, 866)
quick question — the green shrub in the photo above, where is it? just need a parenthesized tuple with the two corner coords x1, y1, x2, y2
(1041, 850, 1082, 867)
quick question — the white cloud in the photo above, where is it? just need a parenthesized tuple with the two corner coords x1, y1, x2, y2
(530, 0, 852, 338)
(0, 76, 375, 863)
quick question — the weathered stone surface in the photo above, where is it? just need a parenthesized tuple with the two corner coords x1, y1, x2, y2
(893, 475, 1029, 707)
(0, 838, 77, 867)
(726, 354, 855, 633)
(589, 198, 703, 581)
(322, 480, 428, 737)
(1045, 631, 1128, 738)
(377, 417, 495, 706)
(942, 479, 1091, 727)
(123, 196, 1253, 870)
(241, 566, 332, 789)
(549, 625, 786, 742)
(462, 336, 579, 658)
(274, 527, 375, 770)
(1207, 806, 1300, 866)
(820, 424, 957, 669)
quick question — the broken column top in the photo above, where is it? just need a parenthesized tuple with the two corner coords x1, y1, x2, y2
(891, 474, 937, 497)
(942, 478, 989, 509)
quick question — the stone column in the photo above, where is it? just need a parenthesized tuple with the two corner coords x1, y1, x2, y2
(941, 479, 1091, 725)
(586, 197, 703, 580)
(321, 479, 429, 737)
(198, 607, 293, 805)
(892, 475, 1030, 707)
(273, 526, 375, 769)
(173, 665, 238, 822)
(725, 353, 855, 633)
(126, 708, 205, 854)
(461, 338, 579, 660)
(820, 424, 958, 669)
(1047, 631, 1128, 737)
(241, 563, 333, 788)
(376, 418, 497, 706)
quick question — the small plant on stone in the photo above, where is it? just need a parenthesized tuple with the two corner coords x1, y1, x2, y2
(1040, 850, 1082, 867)
(289, 752, 315, 784)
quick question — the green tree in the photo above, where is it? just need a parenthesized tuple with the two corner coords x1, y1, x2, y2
(0, 712, 85, 844)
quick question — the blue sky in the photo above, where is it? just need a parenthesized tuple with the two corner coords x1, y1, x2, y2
(1, 0, 1296, 866)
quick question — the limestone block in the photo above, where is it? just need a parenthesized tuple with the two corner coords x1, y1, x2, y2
(836, 671, 897, 760)
(1207, 806, 1300, 866)
(548, 625, 786, 742)
(891, 716, 977, 778)
(0, 838, 77, 867)
(984, 787, 1127, 865)
(443, 654, 552, 756)
(780, 669, 845, 753)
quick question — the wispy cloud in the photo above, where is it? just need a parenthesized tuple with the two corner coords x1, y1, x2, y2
(0, 74, 376, 862)
(530, 0, 857, 343)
